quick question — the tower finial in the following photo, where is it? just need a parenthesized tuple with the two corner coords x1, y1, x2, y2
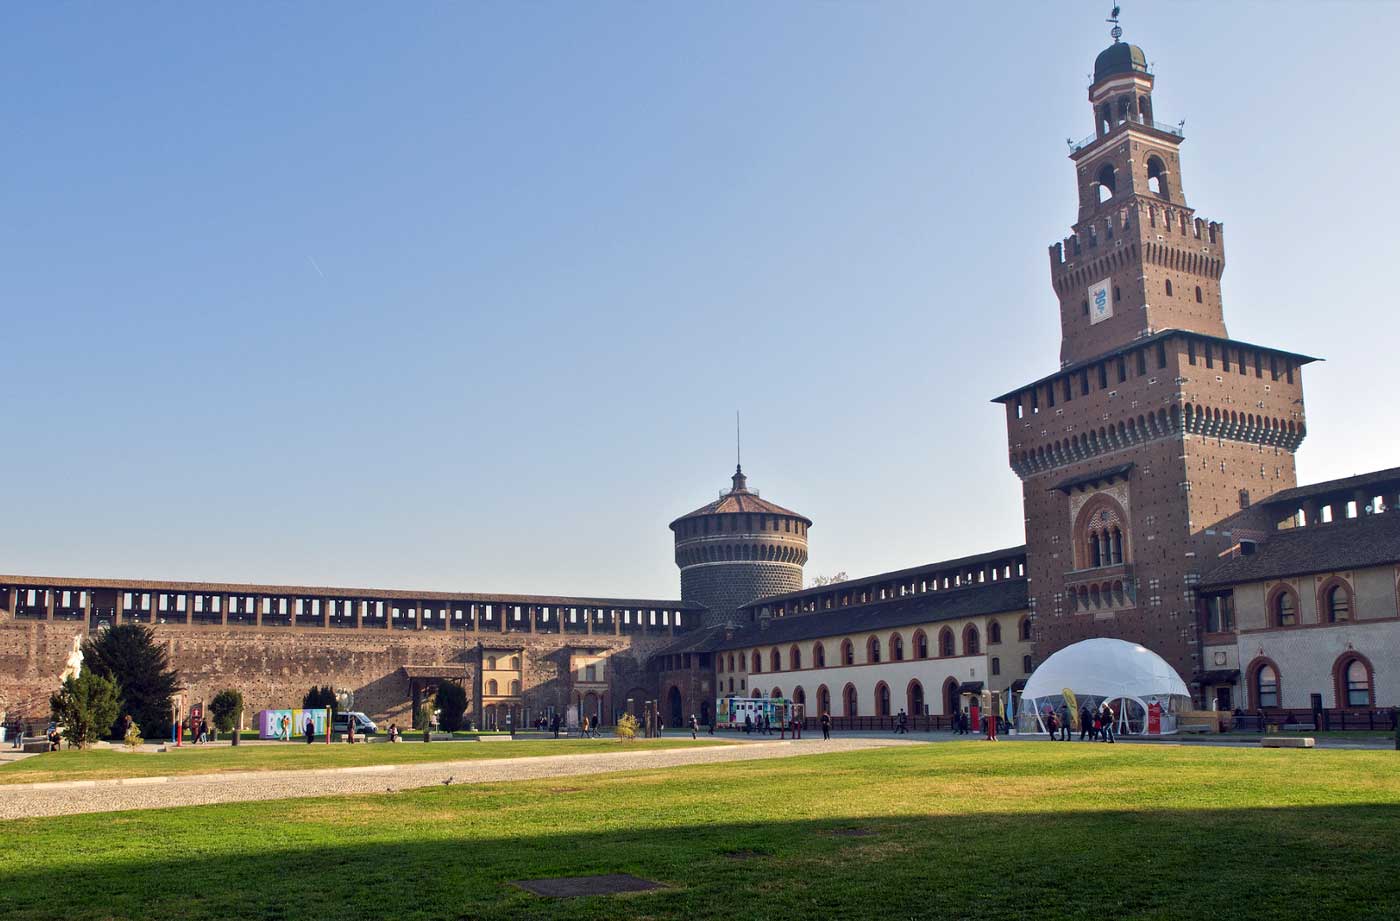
(1107, 5, 1122, 43)
(731, 410, 748, 493)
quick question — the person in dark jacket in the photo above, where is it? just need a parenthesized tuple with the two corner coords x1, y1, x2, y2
(303, 717, 315, 744)
(1079, 705, 1093, 741)
(820, 711, 832, 741)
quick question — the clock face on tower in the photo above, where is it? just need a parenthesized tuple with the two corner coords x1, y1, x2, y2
(1088, 278, 1113, 325)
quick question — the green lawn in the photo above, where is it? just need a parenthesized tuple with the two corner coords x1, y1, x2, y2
(0, 738, 721, 785)
(1, 742, 1397, 920)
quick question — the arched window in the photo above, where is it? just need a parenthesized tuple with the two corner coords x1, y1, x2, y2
(717, 656, 724, 674)
(1195, 285, 1203, 303)
(814, 642, 826, 668)
(963, 625, 980, 656)
(487, 656, 497, 670)
(943, 678, 960, 716)
(875, 682, 891, 717)
(1023, 654, 1033, 673)
(792, 686, 806, 709)
(991, 657, 1001, 676)
(867, 637, 881, 664)
(844, 683, 859, 718)
(1096, 163, 1116, 203)
(1075, 495, 1129, 570)
(890, 633, 904, 661)
(817, 684, 831, 716)
(1147, 155, 1167, 197)
(1018, 616, 1032, 641)
(770, 687, 783, 700)
(988, 620, 1002, 644)
(727, 654, 735, 672)
(841, 639, 855, 666)
(914, 630, 929, 659)
(770, 649, 781, 672)
(510, 656, 520, 670)
(487, 679, 498, 696)
(1165, 279, 1173, 297)
(509, 679, 520, 695)
(1323, 582, 1352, 623)
(939, 628, 955, 658)
(907, 680, 925, 716)
(1337, 656, 1373, 707)
(751, 651, 762, 674)
(789, 645, 802, 670)
(1252, 660, 1280, 708)
(1271, 588, 1298, 628)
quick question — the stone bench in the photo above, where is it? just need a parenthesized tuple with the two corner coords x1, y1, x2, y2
(1261, 736, 1314, 748)
(1282, 723, 1316, 732)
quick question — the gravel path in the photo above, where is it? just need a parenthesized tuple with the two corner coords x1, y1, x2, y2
(0, 737, 915, 820)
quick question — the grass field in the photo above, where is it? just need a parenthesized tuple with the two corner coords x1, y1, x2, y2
(0, 738, 722, 785)
(1, 741, 1397, 920)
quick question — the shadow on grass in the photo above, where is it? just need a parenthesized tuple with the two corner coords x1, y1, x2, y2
(1, 801, 1398, 921)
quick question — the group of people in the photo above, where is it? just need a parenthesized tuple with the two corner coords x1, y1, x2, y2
(1043, 702, 1117, 743)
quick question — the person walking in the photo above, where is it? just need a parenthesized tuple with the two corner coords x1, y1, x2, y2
(1101, 703, 1116, 743)
(689, 714, 699, 739)
(744, 713, 753, 735)
(820, 711, 832, 741)
(1079, 705, 1093, 741)
(551, 713, 561, 739)
(1057, 704, 1071, 741)
(303, 716, 315, 745)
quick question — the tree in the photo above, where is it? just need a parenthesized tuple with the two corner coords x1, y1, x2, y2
(436, 681, 467, 733)
(302, 685, 336, 714)
(613, 712, 639, 742)
(82, 624, 180, 739)
(808, 572, 849, 588)
(49, 671, 121, 749)
(210, 689, 244, 734)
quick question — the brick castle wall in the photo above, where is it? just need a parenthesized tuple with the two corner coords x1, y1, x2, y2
(0, 616, 673, 727)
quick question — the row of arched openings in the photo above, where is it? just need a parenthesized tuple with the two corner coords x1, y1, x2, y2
(718, 618, 1033, 675)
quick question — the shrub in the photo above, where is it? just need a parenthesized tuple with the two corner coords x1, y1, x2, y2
(210, 690, 243, 734)
(82, 624, 180, 740)
(614, 713, 639, 742)
(49, 671, 122, 749)
(436, 681, 467, 733)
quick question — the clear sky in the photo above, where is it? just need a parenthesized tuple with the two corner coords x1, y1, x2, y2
(3, 3, 1397, 599)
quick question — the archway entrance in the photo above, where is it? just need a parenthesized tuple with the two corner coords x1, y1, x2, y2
(667, 686, 683, 727)
(944, 678, 960, 716)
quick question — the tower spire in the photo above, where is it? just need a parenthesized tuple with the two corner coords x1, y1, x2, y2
(732, 410, 747, 492)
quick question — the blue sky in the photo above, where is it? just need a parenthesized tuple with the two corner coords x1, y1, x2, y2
(3, 3, 1397, 598)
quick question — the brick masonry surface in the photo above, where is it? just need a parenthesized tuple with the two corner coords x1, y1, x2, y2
(0, 617, 674, 726)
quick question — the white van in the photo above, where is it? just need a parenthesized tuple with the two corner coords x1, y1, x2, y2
(332, 711, 378, 736)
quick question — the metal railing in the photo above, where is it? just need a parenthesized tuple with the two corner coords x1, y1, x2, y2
(1069, 114, 1184, 153)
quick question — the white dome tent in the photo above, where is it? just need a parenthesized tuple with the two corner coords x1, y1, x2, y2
(1017, 638, 1192, 736)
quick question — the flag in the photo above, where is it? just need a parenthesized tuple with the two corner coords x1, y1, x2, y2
(1062, 688, 1080, 731)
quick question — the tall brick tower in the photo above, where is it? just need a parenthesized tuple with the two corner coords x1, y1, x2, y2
(994, 29, 1316, 697)
(670, 466, 811, 628)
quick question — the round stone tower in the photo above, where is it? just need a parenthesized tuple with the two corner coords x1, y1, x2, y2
(670, 466, 811, 627)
